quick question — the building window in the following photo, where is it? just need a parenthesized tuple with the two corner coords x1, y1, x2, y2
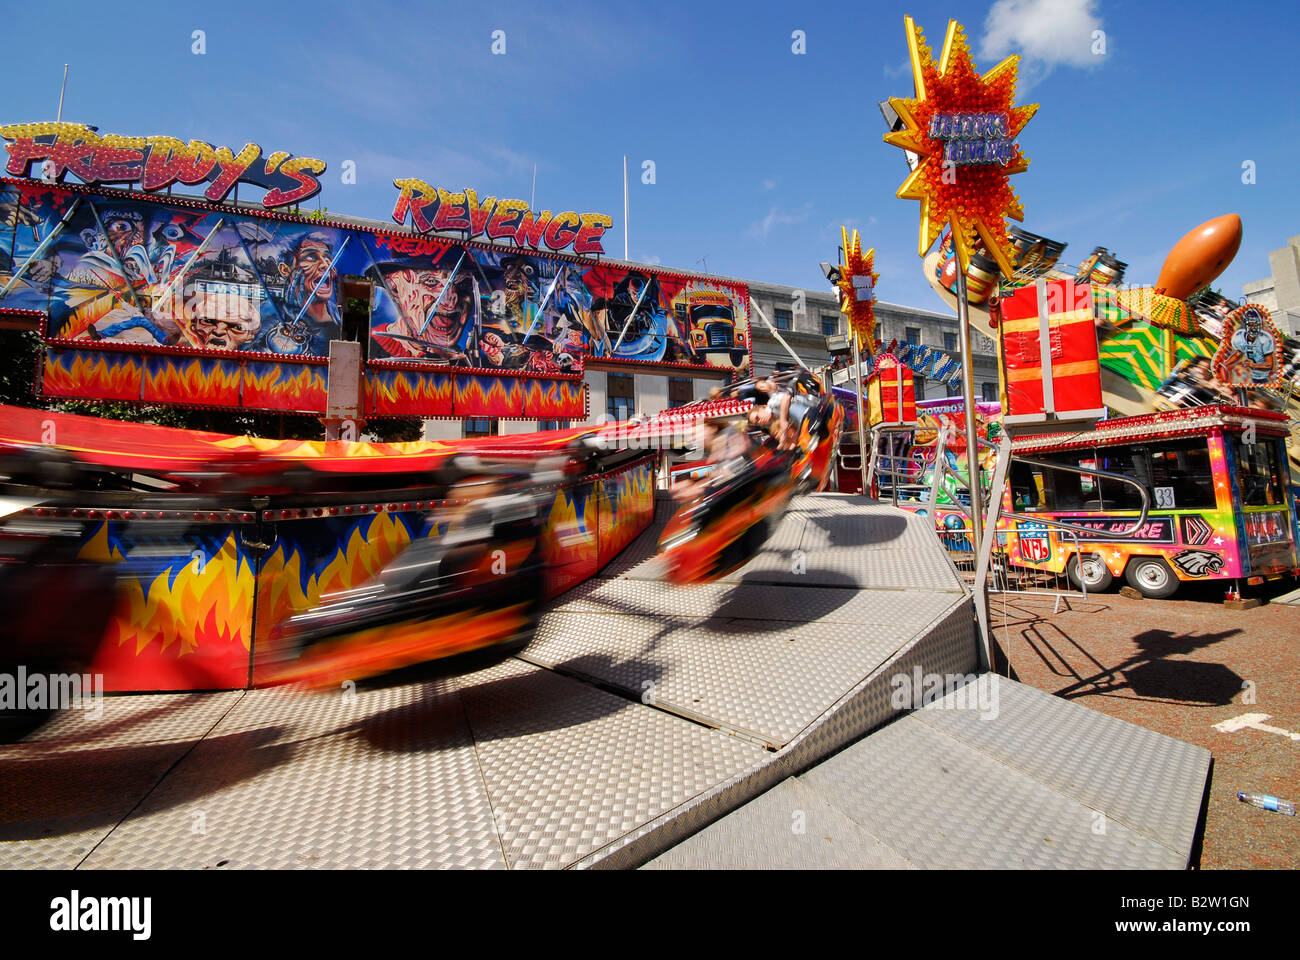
(464, 418, 497, 437)
(607, 372, 635, 421)
(538, 419, 570, 431)
(821, 315, 839, 336)
(913, 375, 926, 400)
(905, 326, 922, 344)
(944, 332, 957, 353)
(981, 382, 998, 402)
(774, 308, 792, 331)
(668, 376, 694, 408)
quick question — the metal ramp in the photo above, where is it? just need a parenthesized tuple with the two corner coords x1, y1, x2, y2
(646, 674, 1211, 869)
(0, 495, 1209, 869)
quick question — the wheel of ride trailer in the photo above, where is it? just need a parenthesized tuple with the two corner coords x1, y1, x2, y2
(1066, 553, 1114, 592)
(1124, 556, 1180, 599)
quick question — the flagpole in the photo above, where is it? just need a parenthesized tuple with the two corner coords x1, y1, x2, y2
(623, 155, 629, 261)
(56, 64, 68, 122)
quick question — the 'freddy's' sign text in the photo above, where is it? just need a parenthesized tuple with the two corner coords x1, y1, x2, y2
(1, 122, 326, 208)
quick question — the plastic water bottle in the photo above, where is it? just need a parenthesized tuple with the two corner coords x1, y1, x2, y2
(1237, 792, 1296, 815)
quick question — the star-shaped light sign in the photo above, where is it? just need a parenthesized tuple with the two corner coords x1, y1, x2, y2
(837, 226, 879, 354)
(883, 16, 1038, 277)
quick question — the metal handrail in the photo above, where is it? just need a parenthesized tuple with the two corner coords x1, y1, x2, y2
(1009, 454, 1150, 539)
(920, 429, 1153, 541)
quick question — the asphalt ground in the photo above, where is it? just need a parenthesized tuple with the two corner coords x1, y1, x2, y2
(990, 576, 1300, 870)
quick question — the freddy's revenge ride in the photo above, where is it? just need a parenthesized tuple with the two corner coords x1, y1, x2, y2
(0, 372, 840, 704)
(0, 118, 828, 701)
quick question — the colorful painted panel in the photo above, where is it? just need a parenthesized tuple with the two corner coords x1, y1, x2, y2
(522, 377, 585, 419)
(141, 353, 241, 407)
(0, 180, 751, 369)
(2, 179, 752, 412)
(362, 235, 751, 374)
(42, 346, 142, 401)
(0, 182, 346, 357)
(1213, 305, 1285, 388)
(597, 460, 656, 566)
(79, 521, 256, 692)
(241, 360, 328, 413)
(253, 511, 422, 649)
(541, 481, 599, 598)
(365, 367, 455, 417)
(454, 374, 525, 417)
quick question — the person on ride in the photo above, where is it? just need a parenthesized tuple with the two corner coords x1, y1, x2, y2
(672, 418, 756, 501)
(746, 381, 816, 451)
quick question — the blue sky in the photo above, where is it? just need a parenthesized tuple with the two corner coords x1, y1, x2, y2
(4, 0, 1297, 309)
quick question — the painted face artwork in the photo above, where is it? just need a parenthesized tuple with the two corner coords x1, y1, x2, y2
(386, 267, 467, 347)
(2, 181, 753, 372)
(1214, 304, 1283, 388)
(193, 311, 260, 350)
(102, 210, 147, 261)
(502, 258, 536, 308)
(282, 237, 335, 317)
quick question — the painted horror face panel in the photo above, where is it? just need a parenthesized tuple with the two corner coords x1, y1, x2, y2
(102, 210, 147, 262)
(502, 256, 536, 308)
(279, 234, 338, 326)
(193, 298, 261, 350)
(66, 207, 196, 291)
(373, 259, 476, 361)
(389, 268, 463, 344)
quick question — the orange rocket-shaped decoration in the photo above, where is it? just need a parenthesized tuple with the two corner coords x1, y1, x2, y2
(1113, 213, 1244, 336)
(1156, 214, 1243, 301)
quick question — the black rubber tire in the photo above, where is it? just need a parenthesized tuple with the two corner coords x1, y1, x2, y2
(1124, 556, 1181, 599)
(1066, 553, 1114, 592)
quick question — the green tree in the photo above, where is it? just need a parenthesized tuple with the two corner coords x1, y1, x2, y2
(0, 329, 49, 409)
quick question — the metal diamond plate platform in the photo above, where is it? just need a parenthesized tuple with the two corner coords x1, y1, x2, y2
(0, 494, 1209, 869)
(647, 675, 1211, 870)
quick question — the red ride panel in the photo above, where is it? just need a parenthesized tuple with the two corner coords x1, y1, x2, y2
(1000, 279, 1103, 420)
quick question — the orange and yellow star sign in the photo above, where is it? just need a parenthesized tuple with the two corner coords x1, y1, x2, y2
(883, 16, 1038, 277)
(837, 227, 879, 355)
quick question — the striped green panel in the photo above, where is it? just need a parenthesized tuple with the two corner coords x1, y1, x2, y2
(1099, 326, 1216, 391)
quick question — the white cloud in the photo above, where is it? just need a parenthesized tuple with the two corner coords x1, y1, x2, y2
(980, 0, 1105, 84)
(748, 204, 812, 240)
(824, 215, 878, 234)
